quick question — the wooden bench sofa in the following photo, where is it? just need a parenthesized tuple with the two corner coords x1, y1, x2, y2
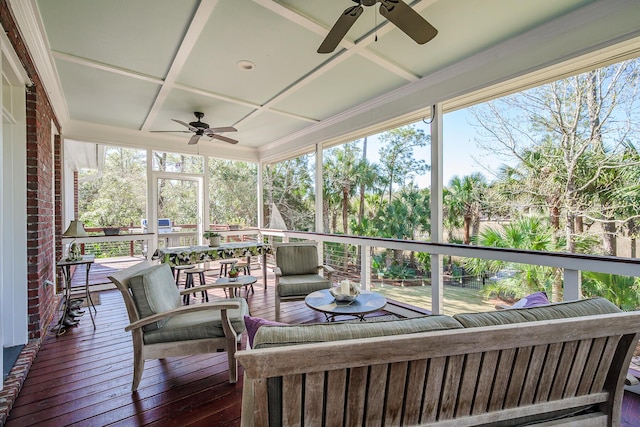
(236, 298, 640, 426)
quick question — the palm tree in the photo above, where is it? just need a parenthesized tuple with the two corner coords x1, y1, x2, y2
(465, 216, 560, 300)
(444, 173, 487, 244)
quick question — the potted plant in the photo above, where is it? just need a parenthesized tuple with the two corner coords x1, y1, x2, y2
(228, 266, 240, 281)
(203, 230, 221, 247)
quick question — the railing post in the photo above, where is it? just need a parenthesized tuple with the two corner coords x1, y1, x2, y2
(361, 244, 370, 291)
(563, 269, 581, 301)
(430, 103, 444, 315)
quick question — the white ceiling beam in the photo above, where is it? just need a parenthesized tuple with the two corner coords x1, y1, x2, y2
(140, 0, 220, 131)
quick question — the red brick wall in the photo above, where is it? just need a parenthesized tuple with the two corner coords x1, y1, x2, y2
(1, 0, 62, 339)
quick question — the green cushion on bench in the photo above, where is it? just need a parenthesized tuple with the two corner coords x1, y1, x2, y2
(252, 315, 464, 349)
(453, 297, 621, 328)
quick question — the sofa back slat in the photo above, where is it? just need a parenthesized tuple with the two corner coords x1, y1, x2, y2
(471, 351, 498, 415)
(521, 345, 549, 405)
(403, 359, 428, 424)
(578, 337, 607, 395)
(504, 346, 533, 408)
(423, 357, 446, 422)
(592, 335, 623, 393)
(325, 369, 347, 426)
(386, 361, 409, 425)
(366, 364, 388, 424)
(304, 372, 324, 425)
(456, 353, 482, 417)
(440, 354, 464, 419)
(282, 375, 303, 426)
(346, 366, 368, 425)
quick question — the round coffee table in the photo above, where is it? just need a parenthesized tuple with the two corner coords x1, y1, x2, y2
(305, 288, 387, 322)
(214, 275, 257, 298)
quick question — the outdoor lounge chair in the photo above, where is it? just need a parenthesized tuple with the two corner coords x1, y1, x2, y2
(108, 261, 248, 391)
(274, 242, 334, 321)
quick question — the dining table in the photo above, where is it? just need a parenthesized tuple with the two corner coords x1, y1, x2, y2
(152, 241, 271, 285)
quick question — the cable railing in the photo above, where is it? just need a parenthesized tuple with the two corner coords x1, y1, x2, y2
(259, 229, 640, 315)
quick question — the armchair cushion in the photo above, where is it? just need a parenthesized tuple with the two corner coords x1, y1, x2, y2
(144, 298, 249, 344)
(277, 274, 330, 297)
(129, 263, 180, 331)
(276, 244, 320, 275)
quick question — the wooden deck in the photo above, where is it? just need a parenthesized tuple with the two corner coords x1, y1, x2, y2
(6, 258, 640, 426)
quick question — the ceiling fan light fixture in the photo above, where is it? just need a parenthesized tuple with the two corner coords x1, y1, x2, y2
(236, 60, 255, 71)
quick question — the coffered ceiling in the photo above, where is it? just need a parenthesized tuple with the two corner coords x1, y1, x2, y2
(10, 0, 640, 163)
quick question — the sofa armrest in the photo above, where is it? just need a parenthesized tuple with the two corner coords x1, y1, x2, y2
(274, 266, 282, 277)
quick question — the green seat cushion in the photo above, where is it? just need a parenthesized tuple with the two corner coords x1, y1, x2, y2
(144, 298, 249, 344)
(278, 274, 330, 297)
(129, 263, 180, 331)
(253, 315, 463, 349)
(453, 297, 621, 328)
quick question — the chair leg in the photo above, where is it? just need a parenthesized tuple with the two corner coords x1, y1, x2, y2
(275, 294, 281, 321)
(199, 271, 208, 302)
(132, 352, 145, 392)
(184, 273, 193, 305)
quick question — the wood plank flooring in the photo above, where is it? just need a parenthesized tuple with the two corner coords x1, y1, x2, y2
(5, 261, 380, 426)
(7, 259, 640, 426)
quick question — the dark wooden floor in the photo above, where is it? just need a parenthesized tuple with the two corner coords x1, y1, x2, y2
(6, 259, 640, 426)
(5, 261, 385, 426)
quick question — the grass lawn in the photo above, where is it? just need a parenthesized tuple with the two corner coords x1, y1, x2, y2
(371, 281, 497, 316)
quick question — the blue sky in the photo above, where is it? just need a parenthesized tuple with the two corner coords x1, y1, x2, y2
(364, 108, 513, 189)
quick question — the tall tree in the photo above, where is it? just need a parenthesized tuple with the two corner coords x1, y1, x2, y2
(377, 125, 430, 204)
(471, 59, 640, 255)
(444, 173, 487, 245)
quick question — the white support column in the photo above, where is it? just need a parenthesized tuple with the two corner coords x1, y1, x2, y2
(361, 245, 371, 290)
(202, 155, 210, 243)
(315, 143, 324, 262)
(257, 162, 264, 229)
(563, 269, 581, 301)
(430, 103, 444, 315)
(146, 149, 157, 256)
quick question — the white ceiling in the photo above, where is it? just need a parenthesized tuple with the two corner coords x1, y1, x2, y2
(10, 0, 640, 163)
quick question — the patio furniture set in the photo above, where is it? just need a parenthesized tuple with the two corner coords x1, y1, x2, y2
(107, 242, 640, 425)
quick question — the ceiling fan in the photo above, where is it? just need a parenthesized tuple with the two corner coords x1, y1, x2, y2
(153, 111, 238, 145)
(318, 0, 437, 54)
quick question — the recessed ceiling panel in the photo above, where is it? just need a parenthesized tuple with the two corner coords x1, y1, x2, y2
(37, 0, 198, 78)
(150, 88, 255, 133)
(234, 111, 311, 148)
(273, 54, 407, 120)
(177, 0, 327, 105)
(367, 0, 597, 77)
(55, 60, 159, 129)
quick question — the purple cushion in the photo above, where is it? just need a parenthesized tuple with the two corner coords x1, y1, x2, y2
(512, 291, 550, 308)
(244, 316, 287, 347)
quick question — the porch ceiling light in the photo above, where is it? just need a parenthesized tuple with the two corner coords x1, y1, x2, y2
(236, 60, 255, 71)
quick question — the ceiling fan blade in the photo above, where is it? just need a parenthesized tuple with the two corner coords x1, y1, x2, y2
(210, 134, 238, 145)
(205, 126, 237, 134)
(188, 134, 201, 145)
(318, 5, 363, 54)
(150, 130, 191, 133)
(172, 118, 199, 133)
(379, 0, 437, 45)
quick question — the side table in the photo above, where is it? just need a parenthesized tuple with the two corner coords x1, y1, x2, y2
(55, 255, 96, 335)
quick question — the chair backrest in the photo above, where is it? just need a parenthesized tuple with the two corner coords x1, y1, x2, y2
(275, 243, 319, 276)
(108, 260, 180, 329)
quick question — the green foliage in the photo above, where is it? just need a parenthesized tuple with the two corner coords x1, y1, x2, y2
(385, 263, 416, 280)
(209, 159, 257, 226)
(79, 147, 146, 228)
(582, 272, 640, 310)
